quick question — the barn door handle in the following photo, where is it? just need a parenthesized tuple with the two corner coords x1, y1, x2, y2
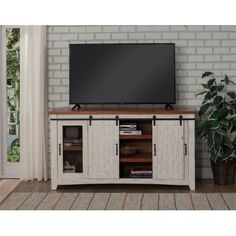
(59, 144, 61, 155)
(154, 144, 157, 156)
(184, 144, 187, 156)
(116, 143, 119, 156)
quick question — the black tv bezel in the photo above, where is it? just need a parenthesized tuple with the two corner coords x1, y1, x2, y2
(69, 43, 176, 105)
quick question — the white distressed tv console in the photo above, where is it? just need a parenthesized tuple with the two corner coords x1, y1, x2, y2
(49, 108, 196, 190)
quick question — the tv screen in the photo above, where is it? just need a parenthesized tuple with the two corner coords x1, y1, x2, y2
(69, 43, 175, 105)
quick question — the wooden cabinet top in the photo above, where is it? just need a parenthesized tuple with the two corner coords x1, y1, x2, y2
(49, 107, 196, 115)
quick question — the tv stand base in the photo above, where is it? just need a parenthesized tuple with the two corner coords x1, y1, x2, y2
(72, 104, 81, 110)
(165, 104, 173, 110)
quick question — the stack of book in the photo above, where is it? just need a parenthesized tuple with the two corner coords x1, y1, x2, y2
(64, 138, 82, 146)
(120, 122, 142, 135)
(129, 168, 152, 178)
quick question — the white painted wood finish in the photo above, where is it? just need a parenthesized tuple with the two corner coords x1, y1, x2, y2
(188, 120, 196, 190)
(50, 113, 195, 190)
(88, 121, 119, 179)
(57, 120, 88, 180)
(50, 115, 58, 190)
(153, 120, 185, 180)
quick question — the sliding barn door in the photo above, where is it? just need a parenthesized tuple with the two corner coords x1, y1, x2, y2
(153, 120, 185, 180)
(88, 121, 119, 179)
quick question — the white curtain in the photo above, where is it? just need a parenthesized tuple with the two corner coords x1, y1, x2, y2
(20, 26, 48, 181)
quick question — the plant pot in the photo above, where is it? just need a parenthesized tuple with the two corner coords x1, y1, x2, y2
(211, 159, 236, 185)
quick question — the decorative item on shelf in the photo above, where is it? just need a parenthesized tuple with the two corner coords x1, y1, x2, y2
(129, 168, 152, 178)
(196, 71, 236, 185)
(120, 122, 137, 131)
(120, 146, 139, 156)
(119, 122, 142, 135)
(63, 161, 76, 173)
(64, 138, 82, 146)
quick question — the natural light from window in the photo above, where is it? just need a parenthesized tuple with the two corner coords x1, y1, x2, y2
(6, 28, 20, 163)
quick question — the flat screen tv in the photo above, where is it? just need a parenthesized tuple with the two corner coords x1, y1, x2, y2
(69, 43, 175, 106)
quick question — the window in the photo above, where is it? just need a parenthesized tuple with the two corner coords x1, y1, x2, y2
(6, 28, 20, 163)
(0, 26, 20, 177)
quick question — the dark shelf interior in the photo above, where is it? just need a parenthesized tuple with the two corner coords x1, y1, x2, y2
(119, 119, 152, 179)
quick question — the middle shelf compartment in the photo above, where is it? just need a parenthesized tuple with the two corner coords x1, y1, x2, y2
(119, 119, 153, 178)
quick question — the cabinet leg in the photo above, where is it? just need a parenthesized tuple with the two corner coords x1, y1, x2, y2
(51, 181, 58, 191)
(189, 182, 195, 191)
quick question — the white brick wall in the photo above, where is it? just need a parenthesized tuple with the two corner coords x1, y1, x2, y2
(47, 25, 236, 178)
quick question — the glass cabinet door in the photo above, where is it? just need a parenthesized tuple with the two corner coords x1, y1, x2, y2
(58, 121, 88, 178)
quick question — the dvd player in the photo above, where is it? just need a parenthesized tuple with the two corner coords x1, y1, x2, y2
(120, 130, 142, 135)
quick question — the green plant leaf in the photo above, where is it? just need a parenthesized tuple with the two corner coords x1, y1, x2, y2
(223, 136, 232, 148)
(222, 146, 234, 160)
(204, 91, 213, 100)
(216, 127, 227, 135)
(224, 74, 230, 85)
(217, 85, 224, 91)
(227, 92, 236, 100)
(210, 147, 217, 161)
(207, 133, 214, 150)
(230, 120, 236, 133)
(213, 132, 223, 150)
(208, 110, 219, 120)
(202, 71, 214, 78)
(220, 120, 229, 127)
(210, 85, 217, 94)
(218, 108, 228, 120)
(196, 90, 207, 96)
(207, 78, 216, 88)
(212, 96, 223, 107)
(198, 102, 212, 116)
(229, 102, 236, 112)
(205, 120, 220, 129)
(200, 84, 209, 89)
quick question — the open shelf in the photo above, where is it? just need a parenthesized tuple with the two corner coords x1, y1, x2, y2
(119, 119, 152, 178)
(63, 146, 82, 151)
(120, 153, 152, 163)
(120, 133, 152, 140)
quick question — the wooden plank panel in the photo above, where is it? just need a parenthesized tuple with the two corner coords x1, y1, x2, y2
(106, 193, 126, 210)
(154, 121, 184, 180)
(54, 193, 78, 210)
(88, 121, 119, 179)
(36, 192, 62, 210)
(141, 193, 159, 210)
(159, 193, 176, 210)
(207, 193, 228, 210)
(221, 193, 236, 210)
(0, 179, 20, 204)
(0, 192, 31, 210)
(71, 193, 94, 210)
(19, 193, 47, 210)
(191, 193, 211, 210)
(49, 107, 196, 115)
(123, 193, 143, 210)
(175, 193, 193, 210)
(88, 193, 110, 210)
(188, 120, 195, 190)
(50, 115, 58, 190)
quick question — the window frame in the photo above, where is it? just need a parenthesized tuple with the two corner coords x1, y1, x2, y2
(0, 25, 20, 178)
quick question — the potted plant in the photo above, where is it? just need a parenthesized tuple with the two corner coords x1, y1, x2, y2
(196, 71, 236, 185)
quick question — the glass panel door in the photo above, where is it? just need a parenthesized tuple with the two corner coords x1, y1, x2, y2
(58, 121, 88, 178)
(63, 126, 83, 173)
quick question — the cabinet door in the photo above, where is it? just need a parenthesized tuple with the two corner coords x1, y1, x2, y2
(58, 121, 88, 179)
(153, 121, 185, 180)
(88, 121, 119, 179)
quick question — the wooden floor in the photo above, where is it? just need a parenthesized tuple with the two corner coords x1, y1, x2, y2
(0, 179, 236, 210)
